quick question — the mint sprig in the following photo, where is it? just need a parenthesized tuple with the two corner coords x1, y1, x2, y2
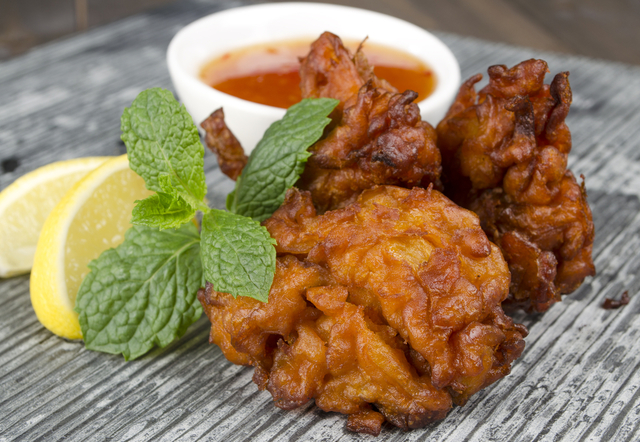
(76, 89, 337, 360)
(229, 98, 339, 221)
(75, 224, 203, 361)
(201, 210, 277, 302)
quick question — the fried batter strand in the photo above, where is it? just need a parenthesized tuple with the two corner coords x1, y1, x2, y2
(200, 186, 527, 434)
(297, 32, 441, 212)
(299, 32, 396, 104)
(436, 59, 595, 312)
(299, 32, 370, 106)
(201, 108, 247, 180)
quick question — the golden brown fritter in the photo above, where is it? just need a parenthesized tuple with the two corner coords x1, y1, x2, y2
(299, 32, 371, 107)
(201, 108, 247, 181)
(436, 59, 595, 312)
(299, 32, 397, 105)
(198, 32, 441, 211)
(199, 185, 527, 435)
(297, 32, 442, 212)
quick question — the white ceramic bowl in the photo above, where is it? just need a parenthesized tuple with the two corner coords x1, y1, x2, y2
(167, 2, 460, 153)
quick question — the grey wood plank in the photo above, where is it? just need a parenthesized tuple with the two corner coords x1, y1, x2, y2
(1, 1, 640, 441)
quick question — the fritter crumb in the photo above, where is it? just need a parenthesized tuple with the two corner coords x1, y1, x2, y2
(603, 291, 630, 310)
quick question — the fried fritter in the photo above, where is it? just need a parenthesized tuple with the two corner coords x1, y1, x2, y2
(436, 60, 595, 312)
(198, 32, 441, 211)
(297, 32, 441, 212)
(201, 108, 247, 180)
(299, 32, 396, 105)
(199, 185, 527, 435)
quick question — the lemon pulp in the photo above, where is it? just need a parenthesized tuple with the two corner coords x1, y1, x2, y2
(0, 158, 108, 277)
(64, 168, 151, 308)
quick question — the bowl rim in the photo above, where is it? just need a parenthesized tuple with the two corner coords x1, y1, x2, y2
(167, 1, 461, 119)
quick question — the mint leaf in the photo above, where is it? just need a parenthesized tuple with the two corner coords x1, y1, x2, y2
(121, 88, 208, 212)
(229, 98, 338, 221)
(200, 209, 276, 302)
(225, 189, 236, 212)
(131, 174, 197, 229)
(131, 193, 195, 230)
(75, 223, 203, 361)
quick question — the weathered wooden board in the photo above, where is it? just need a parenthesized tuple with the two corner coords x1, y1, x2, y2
(1, 1, 639, 440)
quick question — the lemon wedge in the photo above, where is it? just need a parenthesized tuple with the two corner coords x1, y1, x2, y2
(0, 157, 109, 278)
(30, 154, 153, 339)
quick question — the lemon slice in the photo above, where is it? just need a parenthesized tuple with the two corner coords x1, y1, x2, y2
(30, 154, 153, 339)
(0, 157, 109, 278)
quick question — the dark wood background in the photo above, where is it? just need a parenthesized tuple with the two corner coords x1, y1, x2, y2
(2, 0, 640, 65)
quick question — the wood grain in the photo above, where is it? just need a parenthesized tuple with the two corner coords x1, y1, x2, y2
(2, 0, 640, 64)
(1, 0, 640, 440)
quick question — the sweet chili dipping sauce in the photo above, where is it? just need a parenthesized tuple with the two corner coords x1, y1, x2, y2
(200, 39, 436, 109)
